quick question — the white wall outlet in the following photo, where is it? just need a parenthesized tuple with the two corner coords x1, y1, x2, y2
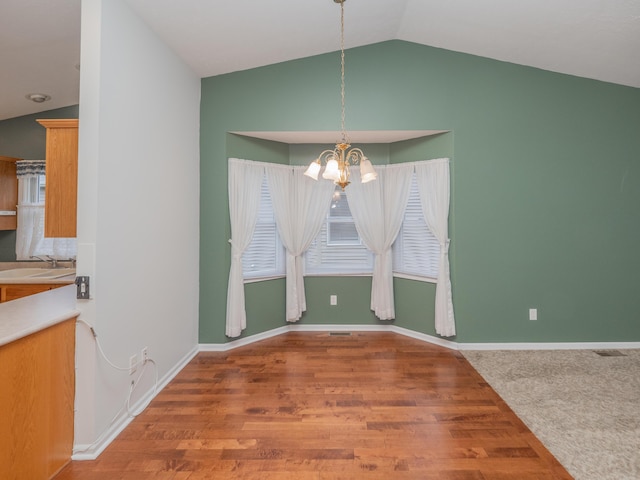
(129, 354, 137, 375)
(330, 295, 337, 306)
(529, 308, 538, 321)
(141, 347, 148, 364)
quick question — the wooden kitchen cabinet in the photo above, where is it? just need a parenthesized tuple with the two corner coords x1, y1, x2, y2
(36, 119, 78, 238)
(0, 156, 18, 231)
(0, 283, 69, 303)
(0, 318, 76, 479)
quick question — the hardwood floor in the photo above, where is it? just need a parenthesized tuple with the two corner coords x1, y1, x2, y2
(55, 332, 573, 479)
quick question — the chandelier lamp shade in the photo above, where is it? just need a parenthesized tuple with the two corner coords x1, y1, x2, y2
(305, 143, 377, 190)
(304, 0, 377, 190)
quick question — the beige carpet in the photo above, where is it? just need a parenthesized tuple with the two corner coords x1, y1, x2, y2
(463, 348, 640, 480)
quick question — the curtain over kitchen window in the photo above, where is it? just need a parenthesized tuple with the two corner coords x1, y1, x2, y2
(15, 160, 76, 260)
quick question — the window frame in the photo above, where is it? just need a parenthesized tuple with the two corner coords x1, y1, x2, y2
(241, 170, 442, 283)
(304, 187, 374, 276)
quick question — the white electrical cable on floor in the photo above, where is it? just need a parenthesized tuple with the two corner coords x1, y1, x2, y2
(126, 358, 159, 417)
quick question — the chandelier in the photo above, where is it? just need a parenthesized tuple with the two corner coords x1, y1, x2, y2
(304, 0, 377, 190)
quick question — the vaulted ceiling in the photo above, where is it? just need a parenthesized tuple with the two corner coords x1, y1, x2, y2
(1, 0, 638, 121)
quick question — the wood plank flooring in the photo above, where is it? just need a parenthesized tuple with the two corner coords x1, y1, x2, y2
(55, 332, 573, 479)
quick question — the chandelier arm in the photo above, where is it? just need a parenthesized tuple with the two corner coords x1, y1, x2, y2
(346, 148, 366, 164)
(318, 149, 338, 161)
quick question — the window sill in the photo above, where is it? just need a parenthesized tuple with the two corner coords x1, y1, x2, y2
(304, 272, 372, 277)
(393, 272, 437, 284)
(244, 275, 285, 284)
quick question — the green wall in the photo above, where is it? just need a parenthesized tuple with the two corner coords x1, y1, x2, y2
(200, 40, 640, 344)
(0, 105, 79, 261)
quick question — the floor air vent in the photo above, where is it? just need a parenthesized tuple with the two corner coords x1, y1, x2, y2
(329, 332, 352, 336)
(594, 350, 627, 357)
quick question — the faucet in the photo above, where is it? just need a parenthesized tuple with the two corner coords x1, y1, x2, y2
(30, 255, 58, 268)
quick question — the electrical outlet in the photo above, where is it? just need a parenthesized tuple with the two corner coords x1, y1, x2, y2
(129, 354, 137, 375)
(330, 295, 337, 306)
(529, 308, 538, 321)
(141, 347, 149, 364)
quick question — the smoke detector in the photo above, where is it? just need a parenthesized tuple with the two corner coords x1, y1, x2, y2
(26, 93, 51, 103)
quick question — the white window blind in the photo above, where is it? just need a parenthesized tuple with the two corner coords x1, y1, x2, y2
(242, 176, 285, 279)
(393, 173, 440, 280)
(305, 188, 374, 274)
(19, 175, 45, 204)
(241, 170, 441, 282)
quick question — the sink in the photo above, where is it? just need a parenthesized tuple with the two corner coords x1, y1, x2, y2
(28, 268, 76, 279)
(0, 268, 51, 279)
(0, 268, 76, 280)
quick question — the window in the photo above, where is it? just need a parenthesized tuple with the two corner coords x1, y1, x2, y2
(16, 164, 76, 260)
(304, 188, 374, 275)
(393, 173, 440, 281)
(242, 170, 440, 282)
(16, 171, 45, 260)
(242, 176, 285, 280)
(20, 174, 46, 204)
(38, 175, 45, 202)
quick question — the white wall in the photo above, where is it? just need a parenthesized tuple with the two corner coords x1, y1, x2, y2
(75, 0, 200, 455)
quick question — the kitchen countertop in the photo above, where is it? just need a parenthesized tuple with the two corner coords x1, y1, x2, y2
(0, 261, 74, 270)
(0, 274, 76, 284)
(0, 284, 79, 347)
(0, 262, 76, 284)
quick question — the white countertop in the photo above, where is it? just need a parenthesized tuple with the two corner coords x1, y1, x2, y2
(0, 284, 80, 347)
(0, 274, 76, 284)
(0, 264, 76, 284)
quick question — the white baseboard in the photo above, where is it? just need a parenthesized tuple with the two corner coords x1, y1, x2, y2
(72, 345, 199, 460)
(199, 324, 459, 351)
(199, 324, 640, 352)
(288, 323, 391, 333)
(388, 325, 459, 350)
(199, 325, 291, 351)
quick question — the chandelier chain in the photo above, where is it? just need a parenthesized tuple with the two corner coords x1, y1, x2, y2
(340, 0, 348, 144)
(303, 0, 376, 189)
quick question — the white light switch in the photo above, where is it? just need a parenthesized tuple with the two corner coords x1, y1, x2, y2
(529, 308, 538, 321)
(330, 295, 337, 306)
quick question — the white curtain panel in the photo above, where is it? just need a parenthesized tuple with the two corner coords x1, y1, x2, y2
(226, 158, 264, 338)
(15, 204, 43, 260)
(32, 229, 77, 259)
(266, 164, 334, 322)
(415, 158, 456, 337)
(348, 164, 413, 320)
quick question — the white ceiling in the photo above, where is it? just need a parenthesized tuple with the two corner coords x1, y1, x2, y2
(0, 0, 81, 121)
(1, 0, 639, 122)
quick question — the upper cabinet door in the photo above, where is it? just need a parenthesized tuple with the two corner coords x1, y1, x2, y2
(37, 119, 78, 238)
